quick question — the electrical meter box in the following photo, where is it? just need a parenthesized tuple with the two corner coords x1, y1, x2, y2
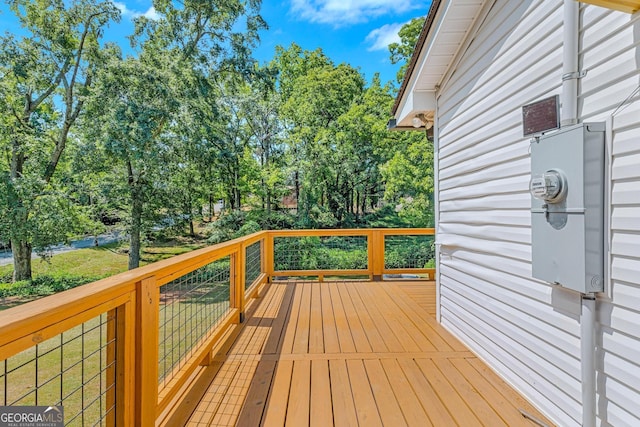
(530, 122, 605, 293)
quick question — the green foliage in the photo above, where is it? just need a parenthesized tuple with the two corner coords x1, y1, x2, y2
(381, 135, 434, 227)
(362, 205, 412, 228)
(388, 16, 425, 83)
(1, 0, 436, 286)
(0, 276, 98, 298)
(207, 210, 261, 244)
(0, 0, 120, 280)
(273, 236, 368, 271)
(384, 236, 435, 269)
(248, 210, 296, 230)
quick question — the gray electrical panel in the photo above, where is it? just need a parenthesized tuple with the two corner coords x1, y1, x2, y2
(530, 122, 605, 293)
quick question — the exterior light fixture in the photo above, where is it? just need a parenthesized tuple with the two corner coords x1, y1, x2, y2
(412, 113, 433, 129)
(412, 114, 426, 128)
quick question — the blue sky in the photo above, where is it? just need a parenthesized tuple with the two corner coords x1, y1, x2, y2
(0, 0, 429, 85)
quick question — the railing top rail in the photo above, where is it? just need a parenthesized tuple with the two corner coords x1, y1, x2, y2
(0, 230, 268, 348)
(267, 228, 435, 237)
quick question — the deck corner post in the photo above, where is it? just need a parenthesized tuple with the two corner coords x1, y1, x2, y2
(265, 232, 274, 282)
(134, 276, 159, 426)
(231, 248, 246, 323)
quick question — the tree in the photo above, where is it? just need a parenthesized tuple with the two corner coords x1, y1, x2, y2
(388, 16, 425, 83)
(85, 0, 264, 268)
(0, 0, 119, 282)
(235, 81, 287, 223)
(293, 64, 365, 224)
(86, 54, 177, 269)
(331, 74, 396, 219)
(381, 135, 434, 227)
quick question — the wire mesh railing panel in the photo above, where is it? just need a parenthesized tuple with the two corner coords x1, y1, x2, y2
(384, 235, 436, 269)
(0, 312, 117, 426)
(273, 235, 368, 271)
(158, 257, 231, 387)
(244, 242, 262, 290)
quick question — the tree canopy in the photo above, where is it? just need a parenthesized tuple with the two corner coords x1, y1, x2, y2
(0, 1, 435, 283)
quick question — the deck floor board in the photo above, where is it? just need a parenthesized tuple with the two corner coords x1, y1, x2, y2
(181, 281, 554, 426)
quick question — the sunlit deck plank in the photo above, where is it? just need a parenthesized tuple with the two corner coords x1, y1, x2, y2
(363, 359, 407, 426)
(285, 360, 311, 426)
(450, 357, 535, 426)
(353, 283, 405, 352)
(262, 283, 294, 355)
(327, 282, 356, 353)
(344, 283, 388, 353)
(260, 359, 292, 426)
(178, 280, 555, 427)
(309, 360, 333, 427)
(434, 358, 509, 426)
(328, 359, 359, 427)
(360, 283, 423, 352)
(396, 358, 457, 426)
(416, 358, 483, 426)
(279, 282, 303, 354)
(382, 357, 433, 426)
(346, 359, 383, 427)
(319, 283, 340, 354)
(308, 284, 324, 354)
(337, 284, 372, 353)
(292, 283, 312, 354)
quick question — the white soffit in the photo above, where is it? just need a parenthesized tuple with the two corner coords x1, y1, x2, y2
(395, 0, 485, 126)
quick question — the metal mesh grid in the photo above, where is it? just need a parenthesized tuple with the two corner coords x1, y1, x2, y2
(384, 235, 435, 269)
(158, 257, 231, 387)
(244, 242, 262, 289)
(0, 312, 117, 426)
(273, 235, 368, 271)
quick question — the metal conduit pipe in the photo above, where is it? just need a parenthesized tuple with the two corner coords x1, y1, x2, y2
(562, 0, 579, 126)
(581, 294, 597, 427)
(563, 1, 597, 425)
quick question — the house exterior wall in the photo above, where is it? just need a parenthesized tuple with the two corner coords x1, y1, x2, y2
(434, 1, 640, 426)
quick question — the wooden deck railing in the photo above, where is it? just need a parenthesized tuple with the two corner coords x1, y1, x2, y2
(0, 228, 434, 426)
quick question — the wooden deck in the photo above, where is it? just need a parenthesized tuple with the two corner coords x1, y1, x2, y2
(168, 281, 553, 426)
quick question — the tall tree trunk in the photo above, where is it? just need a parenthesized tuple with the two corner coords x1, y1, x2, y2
(9, 143, 33, 282)
(264, 143, 271, 218)
(129, 188, 143, 270)
(266, 189, 271, 219)
(189, 220, 195, 237)
(128, 161, 143, 270)
(12, 240, 32, 282)
(294, 170, 300, 206)
(209, 193, 214, 222)
(234, 168, 241, 209)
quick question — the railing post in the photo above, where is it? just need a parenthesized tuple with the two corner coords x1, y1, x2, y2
(231, 247, 245, 323)
(372, 230, 384, 281)
(265, 232, 274, 282)
(135, 277, 159, 426)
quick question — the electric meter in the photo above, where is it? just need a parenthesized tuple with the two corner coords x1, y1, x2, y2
(529, 123, 605, 294)
(530, 169, 567, 203)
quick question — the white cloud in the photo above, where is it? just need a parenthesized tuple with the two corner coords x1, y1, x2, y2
(112, 1, 160, 20)
(142, 6, 160, 20)
(365, 22, 403, 51)
(290, 0, 420, 26)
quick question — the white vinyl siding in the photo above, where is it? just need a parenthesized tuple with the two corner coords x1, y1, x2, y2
(435, 0, 640, 426)
(581, 4, 640, 426)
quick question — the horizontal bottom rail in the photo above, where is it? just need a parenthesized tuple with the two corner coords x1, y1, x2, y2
(272, 269, 369, 278)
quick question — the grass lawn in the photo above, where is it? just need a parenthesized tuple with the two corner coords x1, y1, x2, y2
(0, 237, 209, 307)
